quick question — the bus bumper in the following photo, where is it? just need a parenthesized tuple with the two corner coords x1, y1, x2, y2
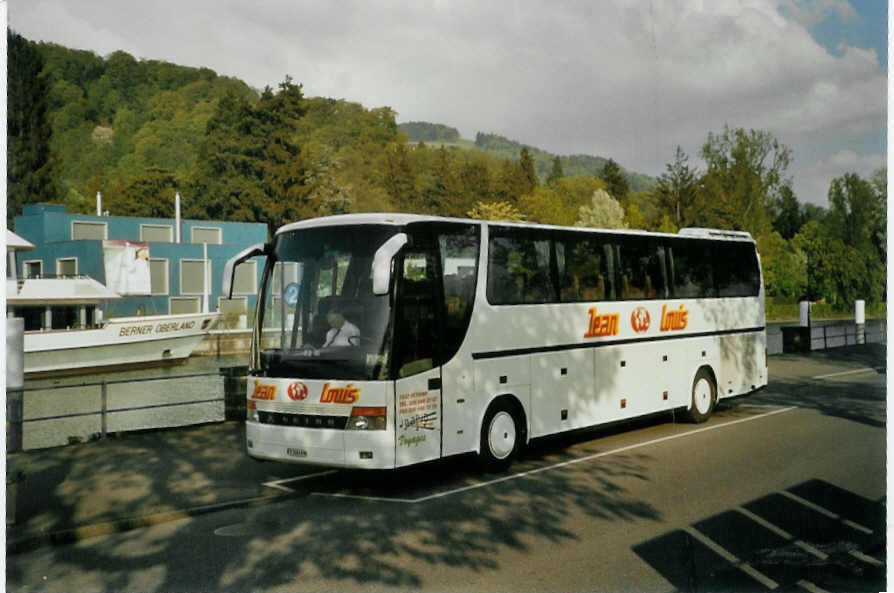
(246, 421, 396, 469)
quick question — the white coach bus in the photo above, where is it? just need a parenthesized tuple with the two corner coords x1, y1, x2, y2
(225, 214, 767, 471)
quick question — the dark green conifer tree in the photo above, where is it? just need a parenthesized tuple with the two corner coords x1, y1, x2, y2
(8, 30, 60, 225)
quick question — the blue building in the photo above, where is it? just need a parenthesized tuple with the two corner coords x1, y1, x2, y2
(13, 204, 269, 319)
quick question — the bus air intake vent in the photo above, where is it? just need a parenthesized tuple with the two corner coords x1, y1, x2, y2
(257, 411, 349, 430)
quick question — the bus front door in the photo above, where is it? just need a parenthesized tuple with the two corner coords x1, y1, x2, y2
(393, 244, 443, 467)
(395, 367, 442, 466)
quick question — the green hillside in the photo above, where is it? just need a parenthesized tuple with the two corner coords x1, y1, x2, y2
(400, 124, 656, 191)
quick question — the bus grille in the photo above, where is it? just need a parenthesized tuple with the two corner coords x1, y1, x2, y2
(258, 411, 349, 430)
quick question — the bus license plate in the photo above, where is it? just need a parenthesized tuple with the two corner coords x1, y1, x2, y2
(286, 447, 308, 458)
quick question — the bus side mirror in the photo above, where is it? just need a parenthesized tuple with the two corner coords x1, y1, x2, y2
(372, 233, 408, 295)
(223, 242, 268, 299)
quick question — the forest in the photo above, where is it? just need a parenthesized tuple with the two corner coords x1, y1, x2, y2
(7, 31, 886, 316)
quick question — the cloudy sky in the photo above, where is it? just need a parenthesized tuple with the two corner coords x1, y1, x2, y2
(10, 0, 887, 205)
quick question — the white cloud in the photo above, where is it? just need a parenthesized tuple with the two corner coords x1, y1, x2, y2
(9, 0, 886, 207)
(794, 149, 885, 204)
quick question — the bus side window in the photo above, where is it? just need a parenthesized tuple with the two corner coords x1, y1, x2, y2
(557, 234, 608, 302)
(439, 225, 480, 362)
(487, 230, 553, 304)
(617, 240, 665, 300)
(671, 239, 716, 299)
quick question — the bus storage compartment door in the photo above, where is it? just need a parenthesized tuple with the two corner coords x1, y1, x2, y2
(395, 367, 442, 467)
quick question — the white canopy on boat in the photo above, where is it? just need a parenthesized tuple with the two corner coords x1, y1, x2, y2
(6, 230, 35, 251)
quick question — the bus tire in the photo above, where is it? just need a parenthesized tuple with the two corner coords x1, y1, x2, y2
(686, 367, 716, 423)
(478, 400, 522, 473)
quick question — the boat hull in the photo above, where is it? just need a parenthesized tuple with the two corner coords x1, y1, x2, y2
(23, 312, 221, 375)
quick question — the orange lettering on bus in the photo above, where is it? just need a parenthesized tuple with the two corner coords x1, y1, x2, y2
(660, 304, 689, 331)
(320, 382, 360, 404)
(584, 307, 619, 338)
(251, 380, 277, 400)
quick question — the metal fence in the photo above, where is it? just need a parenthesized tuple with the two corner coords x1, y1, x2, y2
(810, 321, 887, 351)
(8, 370, 247, 451)
(768, 319, 886, 355)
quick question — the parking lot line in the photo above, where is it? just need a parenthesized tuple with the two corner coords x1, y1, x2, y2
(682, 526, 779, 590)
(811, 367, 880, 380)
(312, 405, 798, 504)
(263, 470, 338, 493)
(778, 490, 873, 534)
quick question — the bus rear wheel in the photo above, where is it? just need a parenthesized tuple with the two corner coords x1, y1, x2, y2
(479, 401, 522, 472)
(686, 368, 716, 423)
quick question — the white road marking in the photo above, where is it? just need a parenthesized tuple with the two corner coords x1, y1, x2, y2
(683, 526, 779, 590)
(778, 490, 873, 534)
(811, 367, 880, 380)
(263, 470, 338, 493)
(734, 506, 828, 560)
(797, 580, 830, 593)
(847, 549, 884, 567)
(310, 492, 418, 504)
(313, 406, 798, 504)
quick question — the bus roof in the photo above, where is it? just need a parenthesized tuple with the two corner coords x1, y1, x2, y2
(275, 213, 754, 243)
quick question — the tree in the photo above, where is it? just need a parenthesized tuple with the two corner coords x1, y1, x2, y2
(772, 185, 804, 240)
(382, 143, 417, 211)
(467, 201, 526, 222)
(106, 166, 181, 218)
(794, 219, 883, 306)
(518, 146, 538, 194)
(303, 144, 352, 216)
(576, 189, 627, 229)
(600, 159, 629, 203)
(547, 156, 564, 186)
(757, 232, 806, 299)
(697, 126, 792, 237)
(194, 77, 308, 231)
(518, 187, 570, 225)
(827, 173, 877, 255)
(869, 167, 887, 268)
(654, 146, 698, 228)
(625, 203, 647, 230)
(8, 31, 61, 224)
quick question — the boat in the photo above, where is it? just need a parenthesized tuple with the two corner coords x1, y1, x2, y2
(6, 230, 221, 376)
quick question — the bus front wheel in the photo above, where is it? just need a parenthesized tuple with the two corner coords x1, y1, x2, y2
(478, 401, 522, 472)
(686, 368, 716, 423)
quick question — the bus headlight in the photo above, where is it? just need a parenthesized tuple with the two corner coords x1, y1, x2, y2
(348, 407, 386, 430)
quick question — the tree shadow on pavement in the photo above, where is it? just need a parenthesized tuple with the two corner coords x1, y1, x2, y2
(633, 478, 885, 593)
(7, 419, 664, 591)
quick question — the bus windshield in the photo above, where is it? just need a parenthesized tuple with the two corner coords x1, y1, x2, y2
(258, 225, 398, 380)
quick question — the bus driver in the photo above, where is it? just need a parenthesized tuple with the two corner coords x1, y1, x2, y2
(321, 309, 360, 348)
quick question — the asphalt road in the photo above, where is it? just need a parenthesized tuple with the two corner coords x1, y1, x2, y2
(6, 348, 886, 592)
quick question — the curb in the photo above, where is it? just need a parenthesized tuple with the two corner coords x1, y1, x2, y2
(7, 492, 291, 554)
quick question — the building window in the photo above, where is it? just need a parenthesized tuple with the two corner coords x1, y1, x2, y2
(233, 260, 257, 295)
(271, 261, 300, 293)
(56, 257, 78, 277)
(23, 260, 43, 278)
(180, 259, 209, 295)
(170, 297, 200, 314)
(149, 259, 169, 295)
(71, 221, 108, 241)
(140, 224, 173, 243)
(191, 226, 222, 245)
(218, 296, 248, 313)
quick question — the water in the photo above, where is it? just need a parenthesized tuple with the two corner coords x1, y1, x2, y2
(19, 354, 250, 450)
